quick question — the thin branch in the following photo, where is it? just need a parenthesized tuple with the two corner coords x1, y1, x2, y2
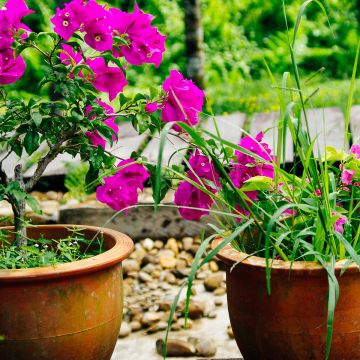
(24, 128, 77, 192)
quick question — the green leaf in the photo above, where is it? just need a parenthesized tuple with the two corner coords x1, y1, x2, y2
(323, 146, 346, 162)
(26, 194, 42, 214)
(30, 111, 42, 127)
(240, 176, 274, 191)
(24, 131, 40, 155)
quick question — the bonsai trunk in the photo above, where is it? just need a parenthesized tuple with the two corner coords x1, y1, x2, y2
(12, 165, 27, 247)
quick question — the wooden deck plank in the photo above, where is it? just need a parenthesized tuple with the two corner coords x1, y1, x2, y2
(302, 107, 348, 156)
(249, 111, 294, 163)
(203, 112, 246, 144)
(350, 105, 360, 144)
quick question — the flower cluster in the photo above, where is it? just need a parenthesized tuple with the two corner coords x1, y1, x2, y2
(51, 0, 165, 67)
(96, 159, 149, 212)
(0, 0, 33, 85)
(174, 150, 220, 220)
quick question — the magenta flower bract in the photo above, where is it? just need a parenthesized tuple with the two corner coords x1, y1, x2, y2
(82, 1, 113, 51)
(145, 101, 158, 113)
(0, 0, 34, 49)
(86, 57, 128, 101)
(51, 1, 82, 41)
(115, 159, 149, 191)
(0, 49, 26, 84)
(351, 144, 360, 159)
(85, 99, 118, 148)
(332, 211, 347, 234)
(96, 159, 149, 212)
(188, 149, 220, 185)
(110, 4, 166, 67)
(174, 180, 215, 221)
(161, 70, 204, 131)
(96, 175, 138, 212)
(341, 169, 355, 186)
(60, 44, 83, 65)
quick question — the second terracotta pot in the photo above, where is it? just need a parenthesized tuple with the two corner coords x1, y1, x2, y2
(0, 225, 133, 360)
(213, 238, 360, 360)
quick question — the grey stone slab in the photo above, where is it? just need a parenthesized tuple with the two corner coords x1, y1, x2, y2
(1, 121, 147, 178)
(203, 112, 246, 145)
(350, 105, 360, 144)
(302, 107, 348, 157)
(141, 132, 188, 166)
(249, 111, 293, 163)
(59, 204, 214, 240)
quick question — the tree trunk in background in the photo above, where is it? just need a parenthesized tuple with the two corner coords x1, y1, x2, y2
(184, 0, 205, 89)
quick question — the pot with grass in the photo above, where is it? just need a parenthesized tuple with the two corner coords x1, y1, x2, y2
(143, 2, 360, 359)
(0, 0, 185, 358)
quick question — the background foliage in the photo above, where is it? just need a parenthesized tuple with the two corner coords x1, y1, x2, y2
(14, 0, 360, 114)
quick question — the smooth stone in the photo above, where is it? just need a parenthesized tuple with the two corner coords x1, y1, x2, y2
(154, 240, 164, 249)
(164, 272, 177, 284)
(186, 301, 205, 319)
(160, 255, 177, 269)
(182, 236, 194, 251)
(141, 312, 161, 327)
(214, 287, 226, 296)
(227, 325, 234, 339)
(118, 322, 131, 338)
(178, 317, 193, 329)
(122, 259, 140, 275)
(165, 237, 179, 256)
(209, 260, 219, 272)
(138, 271, 153, 283)
(204, 272, 224, 291)
(196, 338, 217, 357)
(142, 238, 154, 251)
(214, 298, 223, 307)
(142, 263, 156, 274)
(156, 339, 195, 357)
(130, 321, 142, 332)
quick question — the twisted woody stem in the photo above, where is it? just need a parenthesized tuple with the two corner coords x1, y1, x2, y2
(2, 128, 78, 248)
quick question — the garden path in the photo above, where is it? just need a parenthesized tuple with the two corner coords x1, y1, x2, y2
(2, 106, 359, 177)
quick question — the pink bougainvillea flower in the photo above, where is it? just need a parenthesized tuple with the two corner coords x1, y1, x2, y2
(174, 180, 215, 221)
(351, 144, 360, 159)
(236, 132, 274, 176)
(314, 189, 322, 197)
(145, 101, 159, 113)
(96, 175, 138, 212)
(115, 159, 149, 191)
(59, 44, 83, 65)
(51, 2, 82, 41)
(0, 49, 26, 84)
(188, 149, 220, 185)
(96, 159, 149, 212)
(85, 99, 118, 148)
(0, 0, 34, 49)
(81, 0, 113, 51)
(161, 70, 204, 131)
(86, 57, 128, 101)
(341, 169, 355, 186)
(110, 4, 166, 67)
(332, 211, 347, 234)
(83, 20, 113, 52)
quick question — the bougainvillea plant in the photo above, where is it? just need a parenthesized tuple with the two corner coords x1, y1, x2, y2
(0, 0, 204, 252)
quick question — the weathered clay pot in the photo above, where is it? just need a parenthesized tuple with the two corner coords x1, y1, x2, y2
(0, 225, 133, 360)
(213, 238, 360, 360)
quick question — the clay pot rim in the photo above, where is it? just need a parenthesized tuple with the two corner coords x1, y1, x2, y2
(211, 238, 360, 275)
(0, 224, 133, 282)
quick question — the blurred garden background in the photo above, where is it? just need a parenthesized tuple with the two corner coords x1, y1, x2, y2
(9, 0, 360, 115)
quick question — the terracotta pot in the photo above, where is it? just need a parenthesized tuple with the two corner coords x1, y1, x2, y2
(0, 225, 133, 360)
(212, 238, 360, 360)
